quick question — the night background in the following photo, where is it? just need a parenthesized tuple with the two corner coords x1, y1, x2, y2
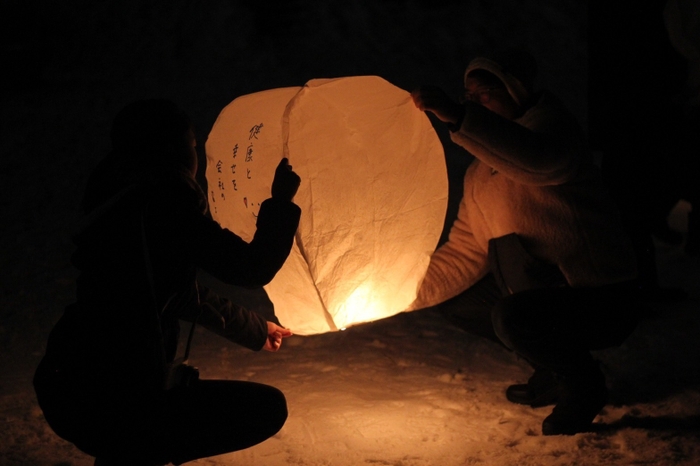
(1, 1, 699, 465)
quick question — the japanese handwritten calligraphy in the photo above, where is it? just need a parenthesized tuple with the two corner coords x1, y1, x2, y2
(249, 123, 263, 140)
(210, 122, 266, 219)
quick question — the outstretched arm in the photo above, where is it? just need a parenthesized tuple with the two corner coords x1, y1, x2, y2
(182, 158, 302, 288)
(411, 85, 465, 128)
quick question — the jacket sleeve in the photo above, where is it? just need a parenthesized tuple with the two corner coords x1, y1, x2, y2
(450, 93, 587, 186)
(183, 284, 268, 351)
(410, 192, 490, 310)
(185, 197, 302, 288)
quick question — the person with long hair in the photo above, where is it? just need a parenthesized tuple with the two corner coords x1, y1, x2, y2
(34, 99, 301, 465)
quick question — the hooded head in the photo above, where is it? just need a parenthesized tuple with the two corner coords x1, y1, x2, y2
(81, 99, 199, 214)
(110, 98, 195, 172)
(464, 49, 538, 107)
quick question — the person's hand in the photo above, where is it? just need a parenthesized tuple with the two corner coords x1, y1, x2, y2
(263, 321, 293, 352)
(411, 86, 464, 126)
(271, 157, 301, 201)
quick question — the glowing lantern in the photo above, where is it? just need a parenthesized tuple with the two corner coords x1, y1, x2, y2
(205, 76, 447, 335)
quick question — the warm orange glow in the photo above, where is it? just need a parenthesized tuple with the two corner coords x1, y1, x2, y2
(206, 76, 447, 335)
(337, 282, 381, 328)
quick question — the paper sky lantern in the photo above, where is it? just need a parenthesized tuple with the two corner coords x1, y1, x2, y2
(205, 76, 447, 335)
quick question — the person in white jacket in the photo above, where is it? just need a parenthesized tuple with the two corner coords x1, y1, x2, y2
(410, 49, 640, 436)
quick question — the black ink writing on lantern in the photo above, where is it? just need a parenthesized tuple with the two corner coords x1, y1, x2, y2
(216, 160, 223, 173)
(243, 197, 248, 208)
(232, 179, 238, 191)
(246, 168, 252, 179)
(249, 123, 263, 140)
(210, 190, 216, 203)
(232, 144, 239, 159)
(231, 163, 236, 174)
(218, 179, 225, 191)
(245, 144, 253, 162)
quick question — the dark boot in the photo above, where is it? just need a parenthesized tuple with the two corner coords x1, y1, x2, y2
(541, 362, 607, 436)
(506, 366, 560, 407)
(686, 209, 699, 257)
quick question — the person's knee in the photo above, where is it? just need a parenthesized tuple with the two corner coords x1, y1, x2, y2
(273, 388, 288, 430)
(261, 385, 288, 435)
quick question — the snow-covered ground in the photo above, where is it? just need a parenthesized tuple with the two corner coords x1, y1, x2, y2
(2, 1, 699, 465)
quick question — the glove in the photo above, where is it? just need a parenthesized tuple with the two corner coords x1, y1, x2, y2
(271, 157, 301, 202)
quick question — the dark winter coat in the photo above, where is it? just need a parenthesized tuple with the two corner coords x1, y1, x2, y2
(37, 154, 300, 393)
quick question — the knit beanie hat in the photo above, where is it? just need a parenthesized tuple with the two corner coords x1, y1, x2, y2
(464, 49, 538, 106)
